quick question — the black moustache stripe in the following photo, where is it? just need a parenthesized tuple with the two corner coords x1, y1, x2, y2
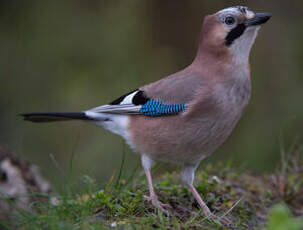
(225, 23, 246, 46)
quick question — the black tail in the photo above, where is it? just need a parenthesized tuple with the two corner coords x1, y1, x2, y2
(20, 112, 94, 123)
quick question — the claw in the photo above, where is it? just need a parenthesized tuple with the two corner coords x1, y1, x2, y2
(144, 195, 171, 215)
(219, 216, 234, 229)
(175, 205, 198, 215)
(205, 213, 234, 228)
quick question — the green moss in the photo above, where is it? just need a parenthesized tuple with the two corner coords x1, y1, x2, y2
(1, 160, 303, 230)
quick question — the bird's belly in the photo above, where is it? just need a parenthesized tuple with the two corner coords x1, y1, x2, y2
(127, 112, 243, 165)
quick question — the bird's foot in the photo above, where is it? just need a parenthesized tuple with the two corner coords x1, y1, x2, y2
(144, 195, 171, 215)
(205, 213, 233, 229)
(175, 205, 198, 215)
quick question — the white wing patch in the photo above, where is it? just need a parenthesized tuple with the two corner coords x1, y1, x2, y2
(86, 90, 143, 115)
(120, 90, 138, 105)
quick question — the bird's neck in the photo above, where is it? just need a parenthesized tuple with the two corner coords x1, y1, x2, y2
(191, 42, 233, 75)
(191, 42, 251, 83)
(192, 40, 252, 74)
(228, 27, 259, 66)
(193, 27, 258, 68)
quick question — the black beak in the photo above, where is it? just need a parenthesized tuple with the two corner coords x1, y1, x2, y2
(244, 12, 272, 27)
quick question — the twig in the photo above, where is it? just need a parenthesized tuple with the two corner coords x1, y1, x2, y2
(220, 196, 244, 218)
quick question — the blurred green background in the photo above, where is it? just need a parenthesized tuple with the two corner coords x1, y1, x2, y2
(1, 0, 303, 188)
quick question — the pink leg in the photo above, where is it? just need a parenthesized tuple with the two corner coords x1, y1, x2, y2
(189, 185, 212, 217)
(143, 167, 171, 213)
(189, 185, 232, 227)
(144, 167, 157, 199)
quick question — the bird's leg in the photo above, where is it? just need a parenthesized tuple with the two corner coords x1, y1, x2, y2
(144, 166, 157, 200)
(189, 185, 233, 228)
(189, 185, 212, 216)
(141, 155, 171, 213)
(181, 166, 233, 228)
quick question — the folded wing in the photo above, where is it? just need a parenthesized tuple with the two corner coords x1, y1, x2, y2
(88, 89, 186, 117)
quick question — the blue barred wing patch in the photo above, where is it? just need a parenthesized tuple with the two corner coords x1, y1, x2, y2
(139, 99, 186, 116)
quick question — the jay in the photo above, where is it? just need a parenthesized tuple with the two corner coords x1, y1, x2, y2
(22, 6, 271, 226)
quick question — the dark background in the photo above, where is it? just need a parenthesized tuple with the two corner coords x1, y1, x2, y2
(1, 0, 302, 188)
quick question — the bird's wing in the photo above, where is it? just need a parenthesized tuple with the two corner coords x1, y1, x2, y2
(141, 68, 204, 105)
(89, 69, 204, 117)
(89, 89, 186, 116)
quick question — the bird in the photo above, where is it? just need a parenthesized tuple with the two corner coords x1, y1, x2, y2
(21, 6, 271, 226)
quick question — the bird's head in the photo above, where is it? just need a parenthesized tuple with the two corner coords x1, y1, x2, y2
(198, 6, 271, 64)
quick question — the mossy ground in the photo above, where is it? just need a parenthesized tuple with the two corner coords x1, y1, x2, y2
(1, 156, 302, 230)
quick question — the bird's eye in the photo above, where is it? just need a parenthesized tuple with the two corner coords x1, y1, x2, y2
(225, 16, 236, 25)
